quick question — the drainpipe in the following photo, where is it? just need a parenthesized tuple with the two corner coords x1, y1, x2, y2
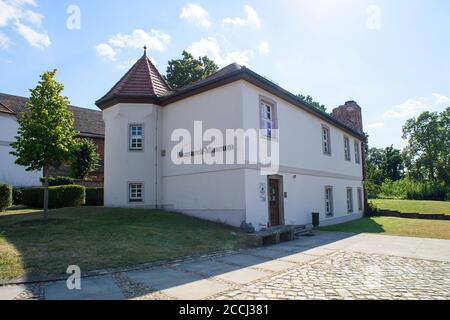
(155, 106, 159, 209)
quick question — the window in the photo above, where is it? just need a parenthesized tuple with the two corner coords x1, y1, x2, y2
(322, 126, 331, 155)
(347, 188, 353, 213)
(129, 183, 143, 202)
(355, 141, 361, 164)
(325, 186, 334, 217)
(357, 188, 363, 211)
(344, 136, 351, 161)
(129, 124, 143, 151)
(260, 99, 275, 138)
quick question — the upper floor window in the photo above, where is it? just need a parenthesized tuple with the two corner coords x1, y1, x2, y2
(344, 136, 351, 161)
(129, 183, 144, 203)
(129, 124, 143, 151)
(355, 141, 361, 164)
(322, 125, 331, 155)
(325, 186, 334, 217)
(347, 188, 354, 213)
(260, 99, 276, 138)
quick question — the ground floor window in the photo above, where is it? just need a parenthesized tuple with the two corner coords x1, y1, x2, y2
(129, 183, 144, 202)
(347, 188, 353, 213)
(357, 188, 363, 211)
(325, 186, 334, 217)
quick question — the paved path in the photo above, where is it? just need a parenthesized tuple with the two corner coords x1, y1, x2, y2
(1, 232, 449, 300)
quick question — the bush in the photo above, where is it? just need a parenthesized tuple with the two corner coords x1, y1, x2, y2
(12, 188, 23, 206)
(0, 184, 13, 212)
(85, 188, 104, 206)
(22, 185, 85, 209)
(40, 176, 75, 187)
(379, 179, 448, 201)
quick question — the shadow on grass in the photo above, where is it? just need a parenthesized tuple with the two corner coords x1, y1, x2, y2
(320, 217, 386, 234)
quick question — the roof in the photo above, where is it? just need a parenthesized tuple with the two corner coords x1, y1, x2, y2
(96, 51, 172, 108)
(96, 55, 365, 140)
(0, 102, 15, 115)
(0, 93, 105, 138)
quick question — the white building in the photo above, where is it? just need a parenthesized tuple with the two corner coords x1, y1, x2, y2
(97, 50, 366, 230)
(0, 93, 105, 187)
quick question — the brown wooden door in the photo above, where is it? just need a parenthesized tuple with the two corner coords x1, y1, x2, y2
(269, 179, 281, 227)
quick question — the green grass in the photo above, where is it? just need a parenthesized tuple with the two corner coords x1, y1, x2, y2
(321, 216, 450, 240)
(0, 207, 253, 281)
(370, 199, 450, 215)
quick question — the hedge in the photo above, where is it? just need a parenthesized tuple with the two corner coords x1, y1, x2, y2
(21, 185, 85, 209)
(378, 179, 448, 201)
(40, 176, 75, 187)
(0, 184, 13, 212)
(12, 188, 23, 206)
(85, 188, 104, 206)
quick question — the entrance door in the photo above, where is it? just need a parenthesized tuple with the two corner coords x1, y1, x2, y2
(268, 178, 282, 227)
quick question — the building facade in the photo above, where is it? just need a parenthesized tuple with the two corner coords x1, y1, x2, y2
(0, 93, 105, 187)
(97, 51, 366, 230)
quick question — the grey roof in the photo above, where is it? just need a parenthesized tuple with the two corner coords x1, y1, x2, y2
(0, 92, 105, 138)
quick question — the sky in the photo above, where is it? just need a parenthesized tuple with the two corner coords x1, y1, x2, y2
(0, 0, 449, 149)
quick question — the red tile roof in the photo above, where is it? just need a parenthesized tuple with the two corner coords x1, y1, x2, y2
(96, 52, 172, 108)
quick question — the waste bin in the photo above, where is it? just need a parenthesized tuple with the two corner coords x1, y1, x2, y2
(312, 212, 320, 228)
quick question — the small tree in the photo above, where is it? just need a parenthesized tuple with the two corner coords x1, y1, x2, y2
(70, 138, 100, 179)
(165, 51, 219, 89)
(10, 70, 78, 223)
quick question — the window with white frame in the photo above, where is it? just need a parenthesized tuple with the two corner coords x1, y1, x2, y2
(344, 136, 351, 161)
(129, 183, 143, 202)
(322, 125, 331, 155)
(357, 188, 363, 211)
(260, 99, 275, 138)
(129, 124, 144, 151)
(347, 188, 354, 213)
(325, 186, 334, 217)
(355, 141, 361, 164)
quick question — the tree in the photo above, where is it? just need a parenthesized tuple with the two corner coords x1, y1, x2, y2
(165, 51, 219, 89)
(402, 108, 449, 185)
(366, 146, 404, 190)
(297, 94, 327, 112)
(70, 138, 100, 180)
(10, 70, 78, 223)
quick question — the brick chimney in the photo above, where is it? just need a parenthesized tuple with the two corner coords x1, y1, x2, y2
(331, 101, 363, 133)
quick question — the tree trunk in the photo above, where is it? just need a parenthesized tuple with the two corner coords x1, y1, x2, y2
(43, 166, 49, 224)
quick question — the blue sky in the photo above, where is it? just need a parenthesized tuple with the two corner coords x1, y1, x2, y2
(1, 0, 449, 149)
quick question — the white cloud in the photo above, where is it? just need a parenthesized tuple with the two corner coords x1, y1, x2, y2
(383, 93, 450, 119)
(0, 0, 49, 48)
(223, 5, 261, 29)
(107, 29, 170, 52)
(95, 43, 117, 61)
(366, 122, 384, 130)
(14, 22, 50, 49)
(0, 32, 10, 49)
(432, 93, 450, 105)
(180, 4, 211, 28)
(258, 40, 269, 55)
(186, 36, 254, 66)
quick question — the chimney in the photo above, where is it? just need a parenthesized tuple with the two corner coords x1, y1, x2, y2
(331, 101, 363, 133)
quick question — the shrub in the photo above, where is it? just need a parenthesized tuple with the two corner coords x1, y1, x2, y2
(22, 185, 85, 209)
(85, 188, 104, 206)
(0, 184, 13, 212)
(40, 176, 75, 187)
(379, 179, 448, 201)
(12, 188, 23, 206)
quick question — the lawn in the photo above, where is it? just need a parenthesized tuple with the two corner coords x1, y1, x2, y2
(0, 207, 253, 281)
(370, 199, 450, 215)
(321, 216, 450, 240)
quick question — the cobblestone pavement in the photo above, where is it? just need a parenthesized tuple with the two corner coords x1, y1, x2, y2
(2, 232, 450, 300)
(210, 251, 450, 300)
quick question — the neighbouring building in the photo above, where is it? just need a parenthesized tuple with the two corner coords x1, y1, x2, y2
(96, 50, 366, 230)
(0, 93, 105, 187)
